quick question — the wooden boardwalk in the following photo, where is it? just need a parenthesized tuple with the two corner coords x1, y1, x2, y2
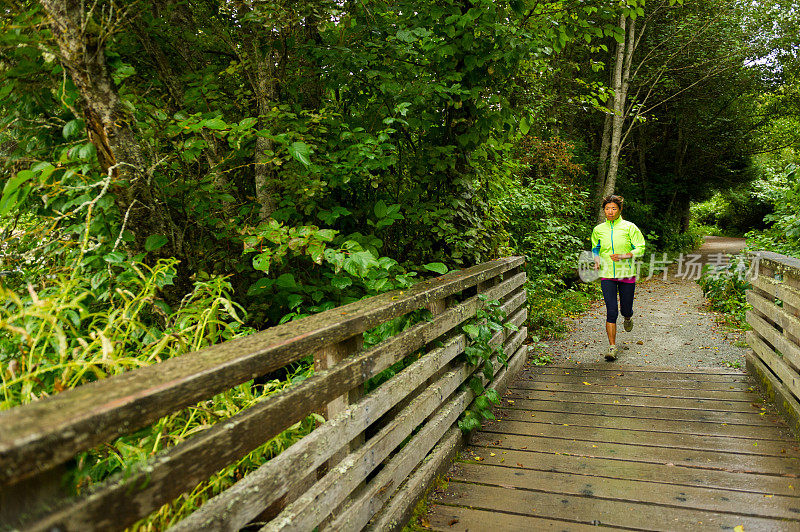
(423, 364, 800, 531)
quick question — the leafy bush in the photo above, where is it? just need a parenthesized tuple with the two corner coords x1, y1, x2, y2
(745, 164, 800, 258)
(525, 276, 602, 339)
(697, 259, 752, 328)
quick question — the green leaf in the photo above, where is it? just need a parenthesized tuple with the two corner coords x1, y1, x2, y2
(0, 189, 20, 217)
(331, 276, 353, 290)
(247, 278, 274, 296)
(462, 323, 480, 339)
(485, 388, 500, 404)
(239, 117, 258, 129)
(287, 294, 303, 309)
(3, 170, 34, 197)
(374, 200, 388, 218)
(519, 116, 530, 135)
(288, 141, 312, 167)
(276, 273, 296, 289)
(0, 170, 34, 215)
(423, 262, 448, 275)
(77, 143, 96, 159)
(316, 229, 337, 241)
(480, 409, 495, 420)
(145, 235, 168, 251)
(63, 119, 85, 140)
(468, 376, 484, 396)
(483, 362, 494, 380)
(204, 118, 229, 130)
(252, 253, 271, 272)
(104, 251, 125, 263)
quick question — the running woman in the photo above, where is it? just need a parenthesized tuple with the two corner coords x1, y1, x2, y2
(591, 195, 646, 361)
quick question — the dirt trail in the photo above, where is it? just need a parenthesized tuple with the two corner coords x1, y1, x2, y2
(542, 236, 749, 369)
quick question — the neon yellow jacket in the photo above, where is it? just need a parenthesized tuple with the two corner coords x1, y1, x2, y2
(591, 217, 646, 279)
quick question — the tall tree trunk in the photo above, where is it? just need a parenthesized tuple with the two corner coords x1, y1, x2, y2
(596, 14, 630, 223)
(40, 0, 179, 257)
(602, 16, 636, 200)
(595, 52, 617, 206)
(251, 39, 279, 221)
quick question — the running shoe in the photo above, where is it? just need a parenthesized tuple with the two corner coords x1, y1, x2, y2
(623, 316, 633, 332)
(605, 345, 619, 361)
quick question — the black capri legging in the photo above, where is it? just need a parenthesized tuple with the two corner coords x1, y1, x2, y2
(601, 279, 636, 324)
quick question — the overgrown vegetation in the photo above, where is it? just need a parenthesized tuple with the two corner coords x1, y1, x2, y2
(697, 261, 752, 329)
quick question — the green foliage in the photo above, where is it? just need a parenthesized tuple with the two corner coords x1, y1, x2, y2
(457, 298, 517, 433)
(526, 278, 602, 339)
(691, 185, 773, 238)
(697, 259, 752, 328)
(745, 163, 800, 257)
(500, 137, 593, 279)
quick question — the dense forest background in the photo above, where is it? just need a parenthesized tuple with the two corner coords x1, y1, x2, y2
(3, 0, 800, 527)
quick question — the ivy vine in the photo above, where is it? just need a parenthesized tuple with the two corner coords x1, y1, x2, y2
(457, 296, 519, 432)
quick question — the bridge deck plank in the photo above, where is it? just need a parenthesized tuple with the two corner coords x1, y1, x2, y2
(425, 363, 800, 531)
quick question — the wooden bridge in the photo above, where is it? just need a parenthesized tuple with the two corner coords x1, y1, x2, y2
(2, 252, 800, 531)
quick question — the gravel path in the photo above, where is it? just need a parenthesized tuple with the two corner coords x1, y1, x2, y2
(540, 237, 749, 370)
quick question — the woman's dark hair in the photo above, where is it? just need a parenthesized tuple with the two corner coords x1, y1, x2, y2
(601, 194, 624, 209)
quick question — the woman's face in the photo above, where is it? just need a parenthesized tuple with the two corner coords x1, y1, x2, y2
(604, 202, 621, 221)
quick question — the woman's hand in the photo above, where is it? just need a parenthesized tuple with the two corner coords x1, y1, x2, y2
(610, 253, 633, 261)
(594, 257, 601, 270)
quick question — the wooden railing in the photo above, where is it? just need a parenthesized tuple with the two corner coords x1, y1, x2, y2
(0, 257, 527, 531)
(746, 251, 800, 435)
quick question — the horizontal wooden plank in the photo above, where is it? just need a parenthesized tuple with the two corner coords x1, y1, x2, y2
(528, 366, 749, 382)
(171, 306, 527, 531)
(477, 419, 798, 457)
(510, 380, 756, 401)
(751, 274, 800, 316)
(0, 257, 523, 486)
(264, 327, 528, 531)
(365, 342, 529, 532)
(495, 409, 789, 440)
(748, 330, 800, 405)
(748, 289, 800, 343)
(451, 462, 800, 519)
(459, 460, 800, 519)
(469, 432, 800, 477)
(531, 364, 747, 377)
(501, 398, 779, 426)
(434, 480, 790, 530)
(517, 373, 752, 391)
(462, 441, 800, 496)
(426, 504, 614, 532)
(505, 388, 762, 413)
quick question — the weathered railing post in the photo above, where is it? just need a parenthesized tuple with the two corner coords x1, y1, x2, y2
(315, 334, 366, 466)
